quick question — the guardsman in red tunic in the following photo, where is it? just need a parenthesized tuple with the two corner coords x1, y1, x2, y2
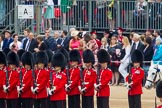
(156, 81, 162, 108)
(95, 49, 112, 108)
(46, 50, 53, 108)
(65, 49, 81, 108)
(17, 49, 25, 108)
(125, 50, 144, 108)
(31, 51, 49, 108)
(3, 51, 19, 108)
(0, 51, 7, 108)
(17, 51, 33, 108)
(78, 49, 97, 108)
(48, 53, 67, 108)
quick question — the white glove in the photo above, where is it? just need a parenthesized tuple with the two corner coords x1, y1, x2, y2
(81, 87, 86, 94)
(78, 86, 81, 92)
(48, 89, 54, 95)
(126, 83, 132, 90)
(3, 85, 9, 93)
(94, 84, 100, 91)
(31, 86, 38, 94)
(17, 86, 24, 94)
(65, 84, 71, 92)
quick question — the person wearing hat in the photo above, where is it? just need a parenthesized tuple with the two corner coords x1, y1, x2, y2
(17, 49, 26, 67)
(0, 51, 7, 108)
(117, 27, 125, 44)
(65, 49, 81, 108)
(95, 49, 112, 108)
(69, 30, 80, 51)
(156, 81, 162, 108)
(90, 31, 101, 49)
(78, 49, 96, 108)
(31, 51, 49, 108)
(125, 50, 144, 108)
(48, 53, 67, 108)
(103, 30, 111, 45)
(17, 51, 34, 108)
(2, 30, 13, 50)
(3, 51, 19, 108)
(45, 50, 53, 108)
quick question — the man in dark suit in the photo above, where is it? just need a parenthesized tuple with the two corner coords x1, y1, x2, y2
(52, 31, 62, 53)
(60, 30, 70, 51)
(2, 30, 13, 49)
(130, 33, 145, 55)
(43, 28, 54, 50)
(23, 32, 38, 53)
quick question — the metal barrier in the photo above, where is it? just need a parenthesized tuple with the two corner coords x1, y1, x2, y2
(1, 0, 162, 35)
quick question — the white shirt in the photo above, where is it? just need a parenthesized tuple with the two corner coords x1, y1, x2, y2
(9, 41, 22, 50)
(0, 41, 3, 51)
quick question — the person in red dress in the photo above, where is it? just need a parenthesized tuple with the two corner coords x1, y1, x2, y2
(125, 50, 144, 108)
(31, 51, 49, 108)
(156, 81, 162, 108)
(17, 51, 34, 108)
(48, 52, 67, 108)
(65, 49, 81, 108)
(3, 51, 19, 108)
(0, 51, 7, 108)
(95, 49, 113, 108)
(79, 49, 97, 108)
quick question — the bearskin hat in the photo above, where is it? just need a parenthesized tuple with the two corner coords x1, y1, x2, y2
(17, 49, 26, 61)
(97, 49, 110, 63)
(21, 51, 33, 67)
(83, 49, 95, 64)
(36, 51, 48, 67)
(52, 53, 65, 70)
(0, 51, 7, 66)
(32, 52, 37, 65)
(7, 51, 19, 67)
(57, 48, 69, 66)
(131, 50, 144, 64)
(69, 49, 81, 64)
(45, 50, 53, 63)
(3, 48, 11, 56)
(156, 81, 162, 98)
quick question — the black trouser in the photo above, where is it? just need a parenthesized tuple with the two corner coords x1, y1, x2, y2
(82, 96, 94, 108)
(97, 96, 109, 108)
(50, 100, 66, 108)
(0, 98, 5, 108)
(33, 98, 47, 108)
(128, 94, 141, 108)
(68, 95, 80, 108)
(19, 98, 32, 108)
(47, 96, 50, 108)
(6, 99, 18, 108)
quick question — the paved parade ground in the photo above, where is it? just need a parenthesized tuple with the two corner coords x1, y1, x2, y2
(108, 86, 159, 108)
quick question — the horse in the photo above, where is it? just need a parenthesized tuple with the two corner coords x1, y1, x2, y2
(145, 64, 162, 89)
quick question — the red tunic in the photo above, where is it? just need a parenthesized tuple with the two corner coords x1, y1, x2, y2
(125, 67, 144, 95)
(67, 67, 80, 95)
(18, 68, 33, 98)
(96, 68, 112, 97)
(3, 68, 19, 99)
(79, 68, 96, 96)
(49, 71, 67, 101)
(0, 67, 6, 99)
(32, 69, 49, 99)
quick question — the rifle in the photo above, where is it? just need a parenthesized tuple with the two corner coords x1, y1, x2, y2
(79, 67, 84, 89)
(5, 67, 9, 93)
(50, 67, 53, 90)
(19, 67, 23, 89)
(32, 68, 37, 91)
(155, 96, 157, 108)
(128, 63, 132, 84)
(66, 64, 71, 91)
(96, 64, 101, 85)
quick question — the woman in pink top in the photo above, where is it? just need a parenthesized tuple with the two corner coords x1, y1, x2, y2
(69, 30, 83, 57)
